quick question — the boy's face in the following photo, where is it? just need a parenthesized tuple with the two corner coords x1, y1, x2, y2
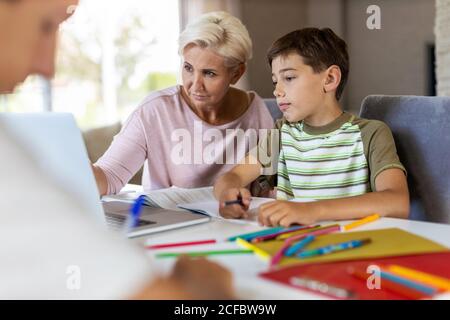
(0, 0, 78, 93)
(271, 52, 328, 123)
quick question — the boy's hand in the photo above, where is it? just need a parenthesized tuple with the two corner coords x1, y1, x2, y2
(218, 188, 252, 219)
(258, 200, 318, 227)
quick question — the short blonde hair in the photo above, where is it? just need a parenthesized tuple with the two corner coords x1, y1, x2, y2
(178, 11, 253, 68)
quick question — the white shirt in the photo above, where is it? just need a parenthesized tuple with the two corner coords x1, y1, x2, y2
(0, 126, 154, 299)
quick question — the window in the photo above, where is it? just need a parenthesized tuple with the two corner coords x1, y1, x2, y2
(0, 0, 180, 129)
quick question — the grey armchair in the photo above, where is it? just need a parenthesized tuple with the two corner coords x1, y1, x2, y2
(360, 95, 450, 223)
(264, 98, 282, 120)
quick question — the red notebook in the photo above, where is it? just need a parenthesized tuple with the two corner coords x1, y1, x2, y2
(260, 252, 450, 300)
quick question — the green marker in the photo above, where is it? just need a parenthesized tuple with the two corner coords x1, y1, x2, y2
(156, 249, 253, 258)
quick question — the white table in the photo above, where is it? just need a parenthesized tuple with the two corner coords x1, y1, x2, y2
(131, 217, 450, 299)
(118, 185, 450, 299)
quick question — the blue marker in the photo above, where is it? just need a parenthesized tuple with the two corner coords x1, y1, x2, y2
(297, 238, 371, 259)
(285, 235, 316, 257)
(123, 195, 146, 235)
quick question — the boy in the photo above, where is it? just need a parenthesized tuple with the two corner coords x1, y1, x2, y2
(213, 28, 409, 227)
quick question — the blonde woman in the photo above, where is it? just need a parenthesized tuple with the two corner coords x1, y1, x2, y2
(93, 11, 273, 195)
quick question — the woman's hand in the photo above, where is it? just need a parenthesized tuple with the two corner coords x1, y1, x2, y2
(170, 256, 235, 299)
(130, 256, 235, 300)
(218, 188, 252, 219)
(258, 200, 319, 227)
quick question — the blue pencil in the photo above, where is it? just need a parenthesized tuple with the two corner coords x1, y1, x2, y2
(379, 270, 438, 296)
(227, 227, 284, 242)
(285, 235, 316, 257)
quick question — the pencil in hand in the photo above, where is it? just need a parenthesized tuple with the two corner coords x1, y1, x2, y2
(224, 193, 245, 206)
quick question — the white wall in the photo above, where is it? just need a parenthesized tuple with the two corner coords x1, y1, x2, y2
(240, 0, 435, 114)
(345, 0, 435, 112)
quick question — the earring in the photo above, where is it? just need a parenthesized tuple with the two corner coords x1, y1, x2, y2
(323, 87, 327, 93)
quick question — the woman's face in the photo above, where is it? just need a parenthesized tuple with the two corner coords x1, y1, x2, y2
(0, 0, 78, 93)
(181, 44, 243, 109)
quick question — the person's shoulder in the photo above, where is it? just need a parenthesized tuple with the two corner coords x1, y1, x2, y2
(350, 114, 393, 135)
(352, 116, 392, 141)
(135, 85, 182, 114)
(122, 86, 182, 127)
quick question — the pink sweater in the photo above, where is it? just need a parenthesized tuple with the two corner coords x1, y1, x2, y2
(95, 85, 274, 194)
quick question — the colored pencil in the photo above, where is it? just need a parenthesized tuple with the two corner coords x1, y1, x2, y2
(251, 225, 320, 243)
(297, 238, 371, 259)
(155, 249, 253, 258)
(342, 214, 380, 231)
(146, 239, 217, 250)
(227, 227, 284, 242)
(236, 238, 271, 261)
(277, 224, 340, 240)
(285, 235, 316, 257)
(348, 267, 428, 300)
(387, 265, 450, 291)
(379, 269, 439, 296)
(270, 224, 341, 267)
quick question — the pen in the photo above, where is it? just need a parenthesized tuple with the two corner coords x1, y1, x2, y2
(298, 238, 371, 259)
(123, 195, 146, 235)
(224, 193, 245, 206)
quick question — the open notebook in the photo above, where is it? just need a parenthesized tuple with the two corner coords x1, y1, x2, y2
(104, 186, 274, 225)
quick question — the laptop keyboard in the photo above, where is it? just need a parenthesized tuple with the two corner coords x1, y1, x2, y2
(105, 213, 154, 230)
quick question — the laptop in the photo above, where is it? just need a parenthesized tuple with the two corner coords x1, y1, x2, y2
(0, 113, 210, 238)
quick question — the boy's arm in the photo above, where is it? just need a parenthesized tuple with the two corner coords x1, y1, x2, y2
(259, 168, 409, 226)
(213, 154, 263, 219)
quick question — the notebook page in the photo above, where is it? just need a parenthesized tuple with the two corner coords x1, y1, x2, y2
(178, 197, 275, 224)
(143, 186, 215, 210)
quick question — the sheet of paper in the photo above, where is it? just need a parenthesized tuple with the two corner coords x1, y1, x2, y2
(142, 186, 215, 210)
(102, 186, 215, 209)
(178, 197, 275, 225)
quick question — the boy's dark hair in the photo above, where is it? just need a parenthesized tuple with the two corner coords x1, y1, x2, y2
(267, 28, 349, 100)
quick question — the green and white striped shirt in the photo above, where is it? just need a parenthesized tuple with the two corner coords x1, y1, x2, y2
(254, 112, 406, 202)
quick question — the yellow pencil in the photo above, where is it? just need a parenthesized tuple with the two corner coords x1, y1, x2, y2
(342, 214, 380, 231)
(236, 237, 271, 262)
(387, 265, 450, 291)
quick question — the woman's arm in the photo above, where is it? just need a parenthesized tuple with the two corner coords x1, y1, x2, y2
(91, 164, 108, 196)
(94, 109, 148, 195)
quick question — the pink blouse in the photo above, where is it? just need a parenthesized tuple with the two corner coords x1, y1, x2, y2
(95, 85, 274, 194)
